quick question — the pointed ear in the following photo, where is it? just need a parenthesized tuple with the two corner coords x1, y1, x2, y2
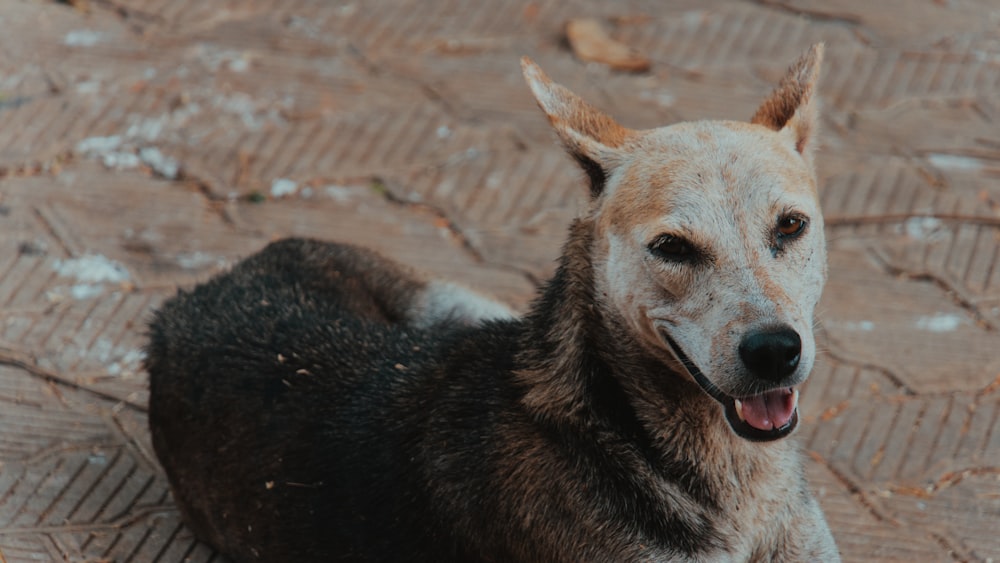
(521, 57, 631, 198)
(751, 43, 823, 163)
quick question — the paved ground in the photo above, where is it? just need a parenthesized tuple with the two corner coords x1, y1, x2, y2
(0, 0, 999, 560)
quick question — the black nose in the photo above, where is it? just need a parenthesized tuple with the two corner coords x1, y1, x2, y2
(739, 327, 801, 381)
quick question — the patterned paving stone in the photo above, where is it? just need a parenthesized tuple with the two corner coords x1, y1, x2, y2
(386, 147, 587, 277)
(0, 363, 222, 562)
(804, 459, 954, 561)
(1, 0, 999, 561)
(227, 179, 537, 309)
(820, 243, 1000, 394)
(2, 165, 255, 284)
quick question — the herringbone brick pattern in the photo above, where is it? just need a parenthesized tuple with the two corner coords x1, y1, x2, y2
(1, 0, 998, 560)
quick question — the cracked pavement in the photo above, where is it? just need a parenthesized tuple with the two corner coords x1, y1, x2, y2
(1, 0, 1000, 560)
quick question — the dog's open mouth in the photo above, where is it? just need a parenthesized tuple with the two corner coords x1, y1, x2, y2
(726, 388, 798, 441)
(661, 331, 800, 442)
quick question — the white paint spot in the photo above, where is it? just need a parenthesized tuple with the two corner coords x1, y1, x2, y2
(64, 30, 105, 47)
(89, 337, 115, 363)
(70, 284, 104, 300)
(915, 313, 965, 333)
(904, 216, 945, 240)
(175, 251, 221, 270)
(926, 153, 984, 172)
(212, 92, 266, 129)
(271, 178, 298, 197)
(638, 90, 676, 107)
(288, 14, 329, 40)
(126, 116, 166, 141)
(120, 348, 146, 366)
(655, 92, 676, 107)
(75, 80, 101, 94)
(87, 338, 144, 377)
(228, 58, 250, 73)
(54, 255, 130, 284)
(77, 136, 143, 171)
(485, 172, 503, 190)
(101, 151, 141, 171)
(139, 147, 180, 179)
(106, 347, 146, 378)
(196, 45, 253, 73)
(76, 135, 122, 154)
(436, 125, 452, 139)
(324, 186, 354, 203)
(44, 290, 66, 304)
(972, 50, 1000, 64)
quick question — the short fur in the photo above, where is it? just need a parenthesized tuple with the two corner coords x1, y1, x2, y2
(148, 45, 839, 562)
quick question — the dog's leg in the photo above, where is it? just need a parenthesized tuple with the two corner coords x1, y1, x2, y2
(407, 280, 516, 329)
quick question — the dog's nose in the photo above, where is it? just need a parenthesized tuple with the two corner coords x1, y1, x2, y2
(739, 327, 801, 381)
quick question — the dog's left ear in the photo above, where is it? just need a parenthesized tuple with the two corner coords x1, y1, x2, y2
(521, 57, 631, 198)
(751, 43, 824, 164)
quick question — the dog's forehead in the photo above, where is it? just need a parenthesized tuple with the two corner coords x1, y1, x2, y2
(600, 121, 818, 236)
(638, 121, 812, 186)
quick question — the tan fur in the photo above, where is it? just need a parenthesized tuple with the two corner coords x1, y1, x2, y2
(521, 45, 838, 561)
(751, 43, 824, 163)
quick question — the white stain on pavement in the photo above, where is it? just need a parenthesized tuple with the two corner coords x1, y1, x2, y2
(53, 254, 130, 284)
(915, 313, 965, 333)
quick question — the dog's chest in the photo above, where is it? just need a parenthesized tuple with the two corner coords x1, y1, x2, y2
(716, 464, 805, 560)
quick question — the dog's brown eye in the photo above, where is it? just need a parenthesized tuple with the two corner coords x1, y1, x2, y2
(776, 216, 806, 238)
(648, 234, 696, 262)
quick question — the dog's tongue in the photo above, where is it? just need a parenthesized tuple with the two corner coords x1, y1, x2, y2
(739, 389, 796, 431)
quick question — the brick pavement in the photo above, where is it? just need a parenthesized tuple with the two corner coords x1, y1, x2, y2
(1, 0, 999, 560)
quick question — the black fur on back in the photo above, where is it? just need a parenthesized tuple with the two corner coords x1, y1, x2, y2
(146, 237, 726, 562)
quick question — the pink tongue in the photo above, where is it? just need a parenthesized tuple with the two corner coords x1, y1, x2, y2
(740, 389, 796, 431)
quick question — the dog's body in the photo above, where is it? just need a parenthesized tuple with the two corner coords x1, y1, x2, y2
(147, 46, 839, 562)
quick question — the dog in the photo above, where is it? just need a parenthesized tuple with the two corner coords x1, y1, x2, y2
(146, 44, 839, 562)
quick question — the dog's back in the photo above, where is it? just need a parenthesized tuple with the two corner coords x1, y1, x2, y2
(147, 238, 518, 561)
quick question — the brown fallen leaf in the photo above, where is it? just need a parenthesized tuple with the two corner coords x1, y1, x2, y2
(565, 18, 650, 73)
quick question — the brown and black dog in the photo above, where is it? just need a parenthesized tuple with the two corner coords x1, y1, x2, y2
(147, 45, 839, 561)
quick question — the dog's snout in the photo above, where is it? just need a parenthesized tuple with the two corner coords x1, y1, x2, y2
(739, 327, 801, 381)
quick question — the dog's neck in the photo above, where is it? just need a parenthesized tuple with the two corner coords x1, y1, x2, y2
(517, 218, 611, 421)
(518, 218, 788, 486)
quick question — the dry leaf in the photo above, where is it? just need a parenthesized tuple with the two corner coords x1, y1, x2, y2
(566, 18, 650, 73)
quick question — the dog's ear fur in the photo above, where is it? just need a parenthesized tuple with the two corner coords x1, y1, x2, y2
(751, 43, 824, 163)
(521, 57, 630, 198)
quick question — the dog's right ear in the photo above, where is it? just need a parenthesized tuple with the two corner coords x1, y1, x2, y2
(521, 57, 630, 198)
(750, 44, 823, 165)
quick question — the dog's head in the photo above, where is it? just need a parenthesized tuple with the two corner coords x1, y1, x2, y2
(523, 46, 826, 442)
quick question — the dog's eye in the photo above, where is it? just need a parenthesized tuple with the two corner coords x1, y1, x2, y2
(648, 234, 696, 262)
(776, 216, 807, 238)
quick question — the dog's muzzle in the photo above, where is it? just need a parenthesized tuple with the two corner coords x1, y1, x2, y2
(660, 331, 800, 442)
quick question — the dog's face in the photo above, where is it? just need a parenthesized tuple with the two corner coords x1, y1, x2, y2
(595, 121, 826, 442)
(523, 46, 826, 442)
